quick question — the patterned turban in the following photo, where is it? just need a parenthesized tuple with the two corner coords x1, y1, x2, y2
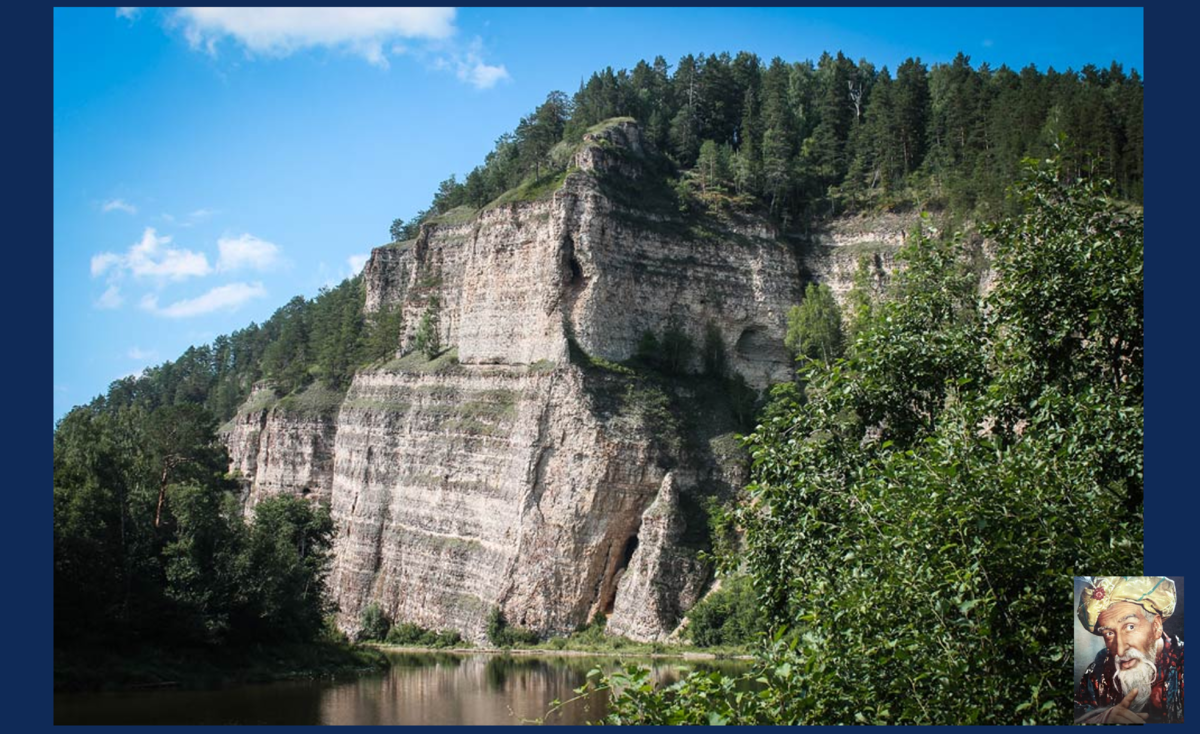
(1077, 576, 1177, 635)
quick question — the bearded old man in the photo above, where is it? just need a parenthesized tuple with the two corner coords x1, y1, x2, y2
(1074, 576, 1184, 724)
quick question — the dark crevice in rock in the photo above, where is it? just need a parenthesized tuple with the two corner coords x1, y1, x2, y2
(599, 526, 642, 616)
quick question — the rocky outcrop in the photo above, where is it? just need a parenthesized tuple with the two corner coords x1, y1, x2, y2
(800, 212, 913, 307)
(363, 119, 803, 390)
(605, 471, 710, 641)
(224, 381, 340, 513)
(323, 363, 739, 643)
(226, 119, 907, 643)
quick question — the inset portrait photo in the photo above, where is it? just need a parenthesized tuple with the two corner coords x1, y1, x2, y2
(1074, 576, 1185, 724)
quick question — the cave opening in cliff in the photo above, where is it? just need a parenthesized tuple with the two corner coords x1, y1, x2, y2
(619, 534, 639, 571)
(736, 325, 788, 365)
(562, 232, 585, 288)
(735, 326, 767, 360)
(601, 534, 640, 615)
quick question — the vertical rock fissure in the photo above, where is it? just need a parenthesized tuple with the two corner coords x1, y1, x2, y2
(601, 532, 640, 615)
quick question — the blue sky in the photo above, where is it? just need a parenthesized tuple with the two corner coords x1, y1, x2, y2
(53, 7, 1144, 422)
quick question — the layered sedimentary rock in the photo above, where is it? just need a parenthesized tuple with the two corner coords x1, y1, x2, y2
(227, 120, 902, 643)
(224, 382, 340, 512)
(800, 212, 911, 306)
(364, 120, 803, 389)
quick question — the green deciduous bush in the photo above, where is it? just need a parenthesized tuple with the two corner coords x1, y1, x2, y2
(785, 283, 844, 363)
(486, 608, 540, 648)
(684, 575, 763, 647)
(385, 622, 464, 648)
(356, 603, 390, 642)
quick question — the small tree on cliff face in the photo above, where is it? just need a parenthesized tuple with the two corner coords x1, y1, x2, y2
(413, 297, 442, 359)
(365, 303, 404, 362)
(785, 283, 844, 363)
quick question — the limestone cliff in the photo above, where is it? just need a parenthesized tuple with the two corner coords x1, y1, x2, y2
(226, 120, 906, 643)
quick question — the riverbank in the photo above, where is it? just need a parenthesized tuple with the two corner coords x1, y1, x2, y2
(54, 641, 389, 693)
(370, 643, 754, 661)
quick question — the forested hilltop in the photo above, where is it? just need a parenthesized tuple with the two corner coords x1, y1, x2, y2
(400, 50, 1142, 234)
(55, 48, 1142, 721)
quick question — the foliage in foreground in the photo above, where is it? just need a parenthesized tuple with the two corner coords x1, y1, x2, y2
(576, 162, 1143, 724)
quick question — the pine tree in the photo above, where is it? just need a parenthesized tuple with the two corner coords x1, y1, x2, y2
(413, 297, 442, 359)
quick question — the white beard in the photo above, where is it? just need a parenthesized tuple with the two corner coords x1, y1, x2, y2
(1113, 646, 1158, 712)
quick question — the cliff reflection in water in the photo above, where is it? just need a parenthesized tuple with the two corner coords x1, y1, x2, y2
(54, 652, 751, 725)
(321, 654, 603, 725)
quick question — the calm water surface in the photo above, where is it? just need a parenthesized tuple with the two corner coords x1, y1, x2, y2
(55, 651, 751, 725)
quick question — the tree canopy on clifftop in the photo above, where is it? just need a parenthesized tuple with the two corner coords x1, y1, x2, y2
(396, 50, 1142, 236)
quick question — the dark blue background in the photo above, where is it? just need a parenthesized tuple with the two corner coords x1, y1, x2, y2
(24, 0, 1180, 731)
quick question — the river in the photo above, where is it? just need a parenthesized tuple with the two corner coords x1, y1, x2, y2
(54, 650, 752, 725)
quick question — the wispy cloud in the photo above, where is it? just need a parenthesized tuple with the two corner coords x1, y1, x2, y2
(141, 281, 267, 318)
(159, 208, 217, 228)
(164, 8, 508, 87)
(116, 7, 141, 22)
(449, 37, 510, 89)
(172, 8, 457, 68)
(127, 346, 158, 361)
(217, 233, 282, 272)
(91, 227, 211, 281)
(347, 253, 370, 274)
(95, 284, 124, 310)
(91, 252, 122, 278)
(102, 198, 137, 214)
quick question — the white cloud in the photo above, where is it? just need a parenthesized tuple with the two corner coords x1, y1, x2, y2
(173, 8, 457, 67)
(102, 198, 137, 214)
(91, 252, 122, 278)
(127, 346, 158, 360)
(116, 7, 141, 21)
(92, 227, 211, 282)
(461, 59, 509, 89)
(95, 285, 124, 310)
(347, 253, 370, 274)
(141, 282, 267, 318)
(217, 233, 282, 272)
(433, 36, 510, 90)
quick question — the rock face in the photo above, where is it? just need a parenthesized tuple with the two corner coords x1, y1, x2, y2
(332, 367, 661, 640)
(364, 119, 804, 390)
(226, 120, 901, 643)
(224, 381, 340, 513)
(800, 212, 911, 306)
